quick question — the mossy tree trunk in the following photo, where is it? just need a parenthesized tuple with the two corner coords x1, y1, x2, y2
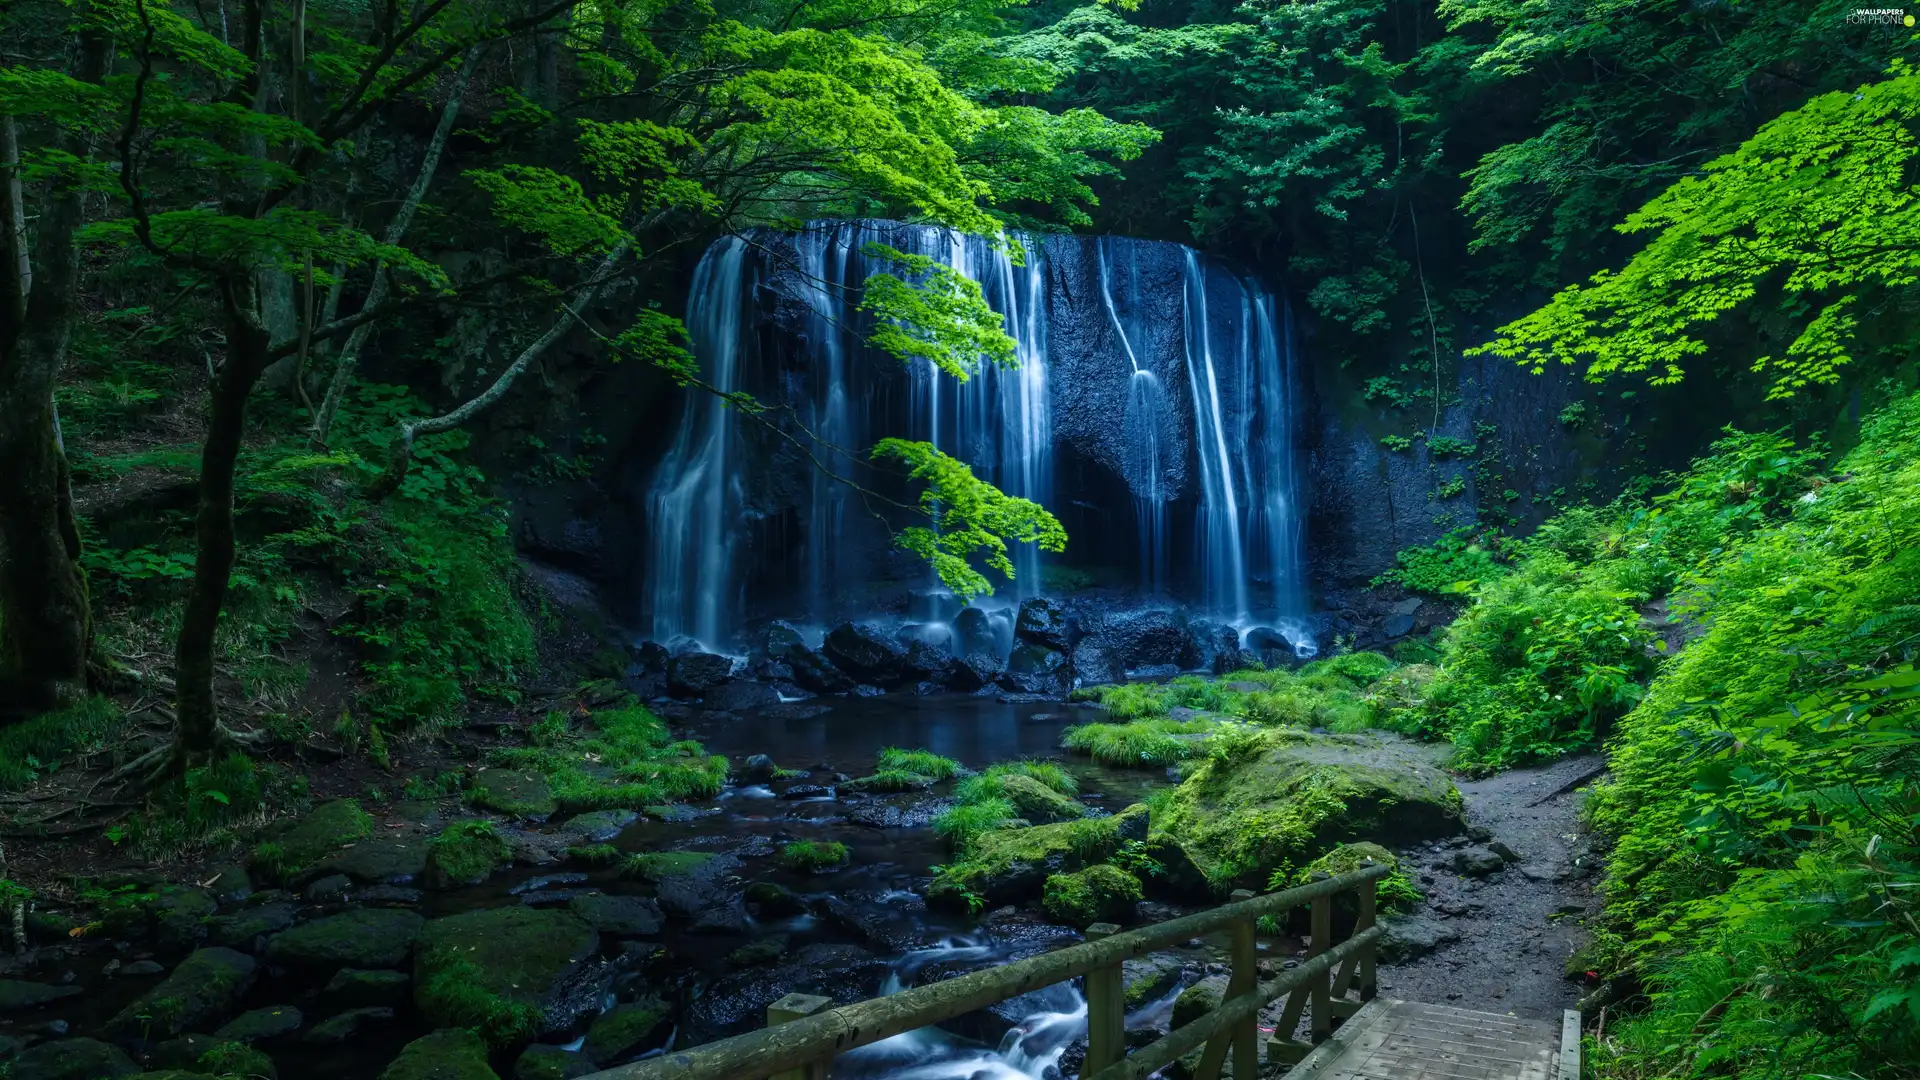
(0, 30, 108, 719)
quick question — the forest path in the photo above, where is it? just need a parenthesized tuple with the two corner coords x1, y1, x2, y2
(1368, 752, 1604, 1021)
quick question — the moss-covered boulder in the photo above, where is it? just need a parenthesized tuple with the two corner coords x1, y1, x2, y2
(1041, 864, 1143, 927)
(213, 1005, 303, 1044)
(308, 835, 432, 886)
(323, 968, 412, 1008)
(9, 1038, 139, 1080)
(0, 980, 82, 1013)
(568, 894, 663, 937)
(928, 806, 1145, 909)
(468, 769, 558, 820)
(379, 1029, 500, 1080)
(205, 902, 297, 950)
(106, 947, 258, 1039)
(428, 822, 514, 888)
(264, 908, 425, 971)
(191, 1040, 277, 1080)
(1151, 730, 1461, 892)
(415, 907, 599, 1046)
(582, 997, 670, 1066)
(253, 799, 373, 883)
(1287, 841, 1423, 912)
(512, 1044, 594, 1080)
(150, 885, 218, 953)
(997, 774, 1085, 824)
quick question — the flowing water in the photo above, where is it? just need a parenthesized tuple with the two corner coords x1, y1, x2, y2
(640, 222, 1308, 653)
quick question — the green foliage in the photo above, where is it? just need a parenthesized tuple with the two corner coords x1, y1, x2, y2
(859, 243, 1019, 379)
(1379, 433, 1414, 452)
(1061, 717, 1213, 766)
(1363, 376, 1416, 407)
(1041, 863, 1142, 926)
(125, 753, 268, 854)
(431, 820, 513, 886)
(873, 438, 1068, 601)
(781, 840, 850, 872)
(935, 797, 1019, 854)
(1475, 69, 1920, 399)
(416, 958, 542, 1049)
(1424, 435, 1475, 458)
(1273, 842, 1423, 912)
(1434, 475, 1467, 499)
(1371, 526, 1509, 595)
(492, 698, 725, 811)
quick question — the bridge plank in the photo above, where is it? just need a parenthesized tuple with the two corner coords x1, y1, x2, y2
(1281, 1001, 1561, 1080)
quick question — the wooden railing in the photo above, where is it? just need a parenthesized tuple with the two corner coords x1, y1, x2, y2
(589, 862, 1389, 1080)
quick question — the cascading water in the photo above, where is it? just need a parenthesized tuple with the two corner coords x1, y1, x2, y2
(645, 237, 750, 649)
(642, 222, 1308, 650)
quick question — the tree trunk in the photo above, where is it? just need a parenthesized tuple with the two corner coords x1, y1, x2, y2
(0, 96, 97, 718)
(171, 273, 273, 758)
(310, 45, 484, 446)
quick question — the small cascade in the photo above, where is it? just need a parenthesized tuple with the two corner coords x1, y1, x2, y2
(1099, 240, 1170, 598)
(645, 237, 750, 649)
(838, 938, 1088, 1080)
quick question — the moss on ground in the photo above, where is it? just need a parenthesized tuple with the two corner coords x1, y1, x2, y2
(1279, 841, 1423, 911)
(780, 841, 849, 873)
(620, 851, 715, 880)
(414, 907, 595, 1049)
(429, 821, 513, 887)
(378, 1029, 499, 1080)
(489, 701, 726, 813)
(929, 806, 1143, 908)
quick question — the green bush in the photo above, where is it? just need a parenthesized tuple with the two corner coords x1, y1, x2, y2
(1370, 526, 1509, 595)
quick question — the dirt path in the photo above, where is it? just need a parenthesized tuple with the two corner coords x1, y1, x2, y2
(1372, 753, 1605, 1020)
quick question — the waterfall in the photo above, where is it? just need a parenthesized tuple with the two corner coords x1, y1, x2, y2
(645, 237, 750, 649)
(1180, 249, 1249, 622)
(641, 223, 1306, 651)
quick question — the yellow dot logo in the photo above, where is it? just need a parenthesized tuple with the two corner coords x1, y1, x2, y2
(1907, 12, 1915, 24)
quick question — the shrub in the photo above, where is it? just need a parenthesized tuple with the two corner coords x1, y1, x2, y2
(1370, 527, 1509, 595)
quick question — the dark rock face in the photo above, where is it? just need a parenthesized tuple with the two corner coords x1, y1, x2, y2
(1243, 626, 1301, 667)
(1069, 643, 1121, 686)
(954, 607, 1001, 656)
(667, 651, 734, 696)
(1015, 597, 1070, 651)
(8, 1038, 139, 1080)
(1188, 621, 1245, 674)
(1085, 609, 1195, 671)
(1003, 643, 1069, 695)
(701, 680, 779, 711)
(822, 622, 911, 686)
(682, 943, 888, 1047)
(0, 981, 82, 1014)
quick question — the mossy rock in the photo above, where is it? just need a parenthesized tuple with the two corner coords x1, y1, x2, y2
(1289, 842, 1422, 912)
(511, 1044, 594, 1080)
(205, 902, 298, 949)
(415, 907, 598, 1044)
(0, 980, 82, 1013)
(264, 908, 425, 971)
(928, 805, 1144, 909)
(467, 769, 558, 820)
(996, 773, 1086, 824)
(379, 1029, 501, 1080)
(1151, 731, 1462, 892)
(255, 799, 374, 882)
(150, 885, 218, 954)
(212, 1004, 303, 1044)
(106, 947, 258, 1040)
(307, 835, 431, 886)
(8, 1037, 139, 1080)
(1041, 864, 1142, 927)
(838, 770, 936, 794)
(581, 997, 670, 1065)
(323, 968, 412, 1008)
(194, 1040, 277, 1080)
(567, 894, 662, 937)
(1172, 975, 1227, 1028)
(428, 822, 514, 888)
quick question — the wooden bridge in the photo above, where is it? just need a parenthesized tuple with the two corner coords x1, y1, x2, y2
(588, 864, 1581, 1080)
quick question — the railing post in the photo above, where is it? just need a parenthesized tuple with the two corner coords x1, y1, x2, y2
(1083, 922, 1126, 1075)
(1310, 886, 1332, 1043)
(768, 993, 834, 1080)
(1227, 889, 1259, 1080)
(1357, 876, 1378, 1002)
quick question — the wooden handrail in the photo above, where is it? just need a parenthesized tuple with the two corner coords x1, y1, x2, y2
(589, 862, 1389, 1080)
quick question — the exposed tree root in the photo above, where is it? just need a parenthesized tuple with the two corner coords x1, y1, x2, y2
(108, 723, 270, 789)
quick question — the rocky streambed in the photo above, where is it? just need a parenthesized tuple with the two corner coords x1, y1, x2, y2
(0, 693, 1598, 1080)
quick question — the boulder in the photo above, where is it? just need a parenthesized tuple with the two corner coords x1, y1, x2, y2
(1172, 976, 1228, 1029)
(415, 907, 601, 1038)
(0, 981, 82, 1014)
(929, 806, 1146, 909)
(513, 1044, 595, 1080)
(379, 1030, 499, 1080)
(153, 1034, 275, 1077)
(106, 947, 258, 1039)
(265, 908, 425, 971)
(702, 681, 779, 711)
(904, 638, 955, 683)
(467, 769, 558, 820)
(997, 774, 1085, 824)
(308, 835, 431, 886)
(822, 622, 912, 686)
(1041, 865, 1143, 926)
(9, 1038, 139, 1080)
(1451, 847, 1506, 877)
(150, 885, 218, 954)
(763, 621, 808, 660)
(206, 903, 298, 950)
(1014, 598, 1070, 651)
(323, 968, 412, 1008)
(1382, 613, 1416, 639)
(582, 998, 670, 1065)
(1006, 643, 1067, 683)
(1150, 731, 1463, 892)
(259, 799, 373, 882)
(953, 607, 1002, 656)
(1068, 643, 1121, 687)
(1091, 610, 1195, 670)
(1188, 621, 1247, 674)
(1244, 626, 1302, 667)
(304, 1006, 396, 1044)
(946, 652, 1004, 692)
(744, 882, 806, 917)
(1378, 915, 1462, 962)
(428, 824, 513, 888)
(666, 651, 734, 697)
(558, 810, 638, 844)
(625, 852, 740, 918)
(681, 943, 886, 1047)
(568, 894, 664, 936)
(213, 1005, 303, 1044)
